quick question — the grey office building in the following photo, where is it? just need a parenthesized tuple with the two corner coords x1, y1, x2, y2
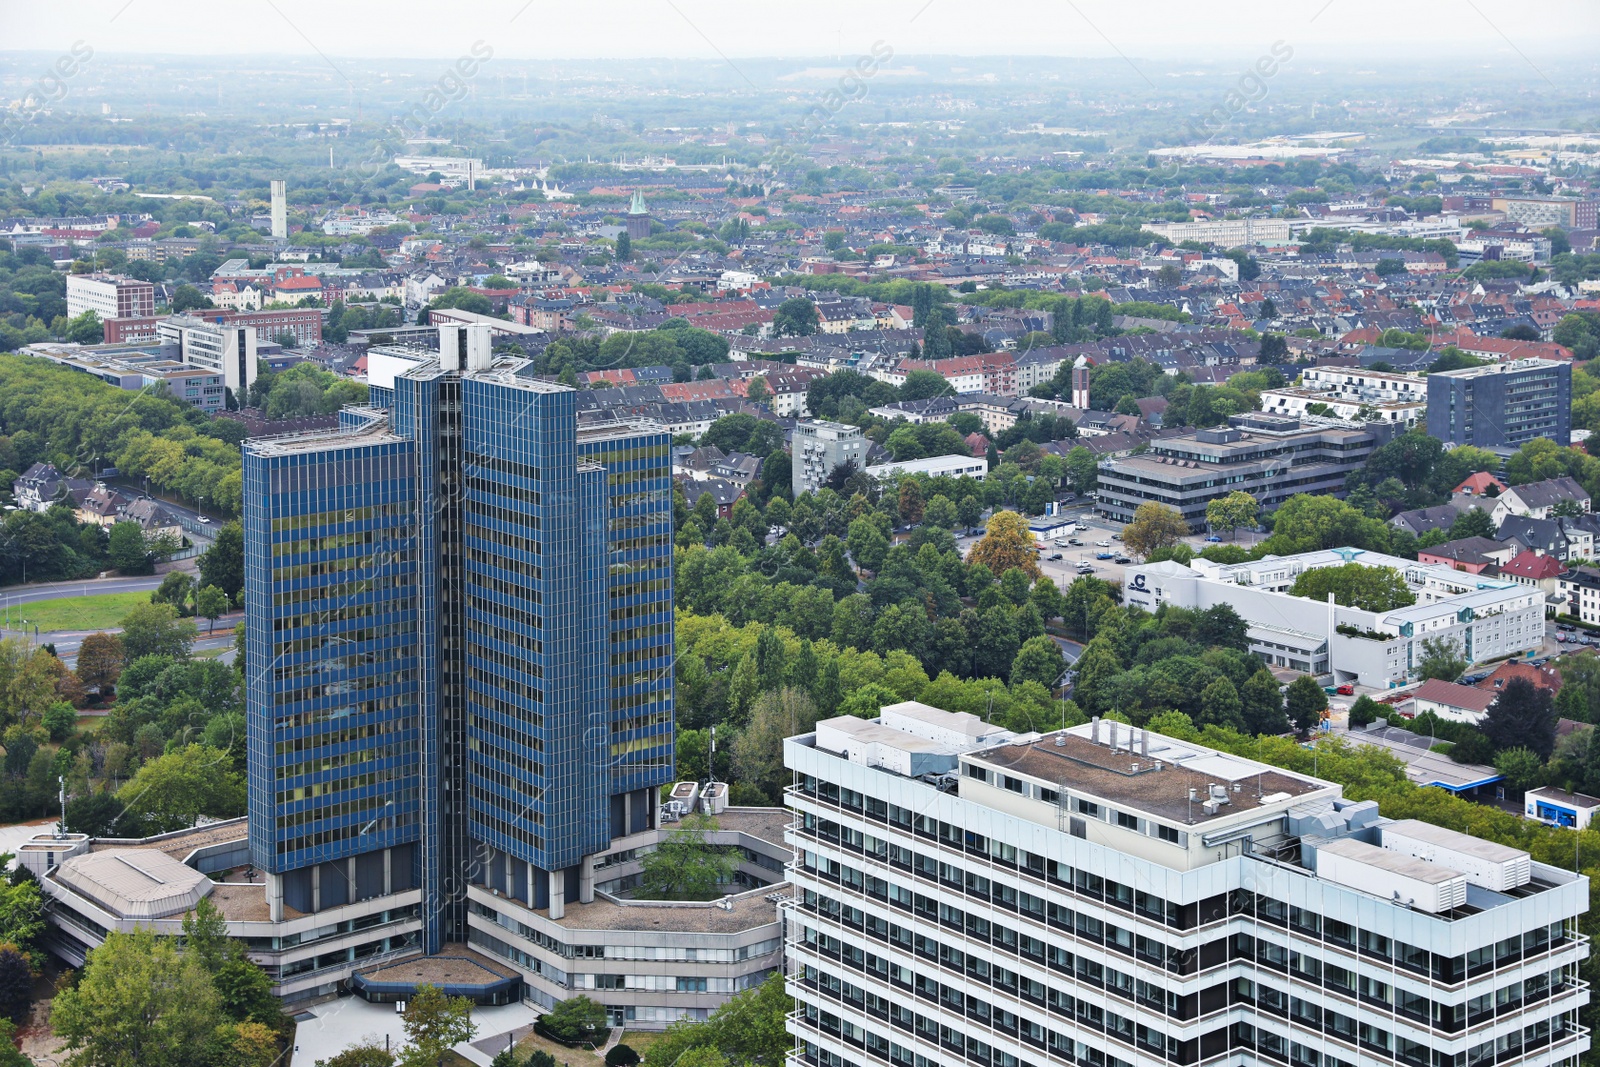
(1097, 413, 1390, 525)
(1426, 358, 1571, 450)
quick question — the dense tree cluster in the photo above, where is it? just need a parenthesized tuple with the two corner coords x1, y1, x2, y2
(0, 355, 245, 522)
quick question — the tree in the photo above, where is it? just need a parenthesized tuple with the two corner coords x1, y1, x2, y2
(317, 1045, 396, 1067)
(1010, 635, 1066, 690)
(615, 232, 631, 261)
(1289, 564, 1415, 612)
(76, 632, 124, 699)
(1121, 501, 1190, 559)
(1480, 678, 1558, 760)
(638, 814, 737, 901)
(1205, 491, 1258, 540)
(0, 948, 28, 1025)
(116, 744, 246, 833)
(118, 603, 197, 661)
(957, 495, 983, 533)
(196, 585, 229, 634)
(107, 521, 151, 575)
(638, 974, 790, 1067)
(169, 285, 212, 312)
(1258, 333, 1288, 363)
(1284, 675, 1328, 736)
(732, 688, 819, 803)
(969, 510, 1040, 580)
(846, 516, 889, 574)
(1065, 446, 1099, 495)
(52, 927, 222, 1067)
(43, 700, 77, 742)
(198, 522, 244, 603)
(151, 571, 195, 615)
(901, 369, 953, 401)
(400, 984, 477, 1067)
(772, 297, 819, 337)
(1494, 747, 1544, 790)
(1199, 676, 1244, 730)
(540, 994, 608, 1046)
(1416, 636, 1468, 683)
(1348, 694, 1382, 729)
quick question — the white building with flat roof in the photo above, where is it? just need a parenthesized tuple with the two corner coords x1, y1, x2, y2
(785, 704, 1589, 1067)
(864, 453, 987, 483)
(1121, 548, 1544, 687)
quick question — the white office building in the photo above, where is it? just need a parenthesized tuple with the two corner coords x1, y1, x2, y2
(865, 454, 988, 483)
(156, 315, 259, 397)
(785, 702, 1589, 1067)
(1121, 549, 1545, 688)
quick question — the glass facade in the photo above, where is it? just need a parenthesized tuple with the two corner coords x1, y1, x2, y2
(245, 351, 675, 951)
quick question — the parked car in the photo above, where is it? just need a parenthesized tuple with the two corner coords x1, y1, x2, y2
(1205, 535, 1222, 543)
(1062, 492, 1077, 502)
(1111, 532, 1123, 540)
(1113, 555, 1131, 565)
(1336, 684, 1354, 696)
(1077, 565, 1095, 575)
(1558, 624, 1576, 632)
(1048, 553, 1064, 561)
(1096, 551, 1115, 560)
(1557, 633, 1568, 642)
(1095, 539, 1111, 548)
(1068, 538, 1083, 546)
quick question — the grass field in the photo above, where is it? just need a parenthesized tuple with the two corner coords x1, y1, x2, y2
(0, 591, 150, 633)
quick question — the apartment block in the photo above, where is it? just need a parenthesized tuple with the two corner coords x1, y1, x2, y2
(793, 420, 868, 497)
(1260, 367, 1427, 428)
(785, 702, 1589, 1067)
(1140, 218, 1292, 247)
(1426, 360, 1572, 451)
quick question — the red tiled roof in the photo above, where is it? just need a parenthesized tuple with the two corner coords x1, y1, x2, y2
(1413, 679, 1496, 713)
(1501, 550, 1565, 580)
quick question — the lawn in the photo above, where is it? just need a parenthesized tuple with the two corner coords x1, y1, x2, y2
(0, 591, 151, 633)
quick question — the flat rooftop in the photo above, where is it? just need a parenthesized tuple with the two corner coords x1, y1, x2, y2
(91, 820, 248, 862)
(1319, 837, 1466, 885)
(1339, 725, 1501, 792)
(545, 884, 787, 934)
(356, 949, 516, 986)
(971, 727, 1328, 825)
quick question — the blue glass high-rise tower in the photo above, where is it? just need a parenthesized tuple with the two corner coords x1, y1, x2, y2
(244, 328, 674, 951)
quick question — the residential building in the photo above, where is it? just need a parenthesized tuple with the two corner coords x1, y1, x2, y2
(792, 420, 868, 496)
(1121, 547, 1545, 687)
(1410, 679, 1497, 724)
(11, 462, 90, 513)
(1416, 537, 1515, 575)
(1260, 366, 1427, 427)
(785, 702, 1589, 1067)
(1558, 566, 1600, 624)
(1097, 413, 1389, 525)
(863, 453, 988, 483)
(1491, 477, 1591, 523)
(1490, 196, 1600, 230)
(1499, 550, 1569, 605)
(1426, 359, 1572, 450)
(65, 273, 155, 320)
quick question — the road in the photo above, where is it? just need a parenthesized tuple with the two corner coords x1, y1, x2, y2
(0, 573, 176, 608)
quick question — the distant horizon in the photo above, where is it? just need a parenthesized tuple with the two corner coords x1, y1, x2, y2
(2, 0, 1595, 67)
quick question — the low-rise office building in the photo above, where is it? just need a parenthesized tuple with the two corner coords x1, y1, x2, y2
(1096, 413, 1388, 525)
(21, 341, 228, 412)
(864, 453, 987, 483)
(1121, 548, 1545, 688)
(29, 803, 790, 1026)
(785, 703, 1589, 1067)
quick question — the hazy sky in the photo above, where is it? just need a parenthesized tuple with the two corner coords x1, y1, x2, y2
(2, 0, 1595, 65)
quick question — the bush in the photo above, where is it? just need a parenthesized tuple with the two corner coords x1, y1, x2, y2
(606, 1045, 640, 1067)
